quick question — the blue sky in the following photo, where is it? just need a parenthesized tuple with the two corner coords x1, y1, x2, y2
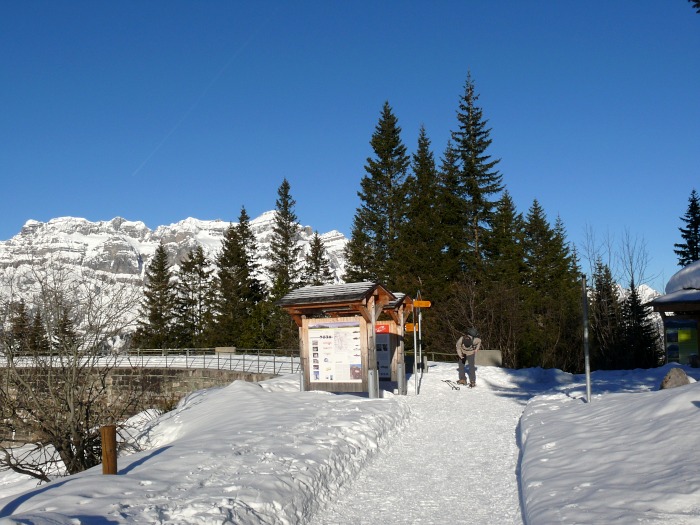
(1, 1, 698, 292)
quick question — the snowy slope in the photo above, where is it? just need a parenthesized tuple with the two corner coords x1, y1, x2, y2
(2, 363, 699, 524)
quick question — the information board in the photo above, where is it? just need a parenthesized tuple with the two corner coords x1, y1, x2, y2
(308, 320, 362, 382)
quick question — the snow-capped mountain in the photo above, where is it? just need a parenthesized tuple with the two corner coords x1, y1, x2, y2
(616, 283, 662, 305)
(0, 211, 348, 299)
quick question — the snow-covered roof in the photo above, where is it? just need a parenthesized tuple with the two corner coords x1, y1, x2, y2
(665, 259, 700, 294)
(651, 288, 700, 312)
(651, 260, 700, 312)
(277, 282, 394, 307)
(277, 282, 403, 325)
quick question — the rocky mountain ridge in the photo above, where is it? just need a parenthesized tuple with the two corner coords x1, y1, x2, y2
(0, 212, 348, 297)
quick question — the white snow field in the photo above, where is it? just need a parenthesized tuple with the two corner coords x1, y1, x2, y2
(1, 362, 700, 524)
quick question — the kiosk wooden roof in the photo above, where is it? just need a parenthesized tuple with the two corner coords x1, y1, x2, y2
(277, 282, 411, 326)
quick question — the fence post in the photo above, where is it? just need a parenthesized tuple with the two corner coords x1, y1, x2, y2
(101, 425, 117, 475)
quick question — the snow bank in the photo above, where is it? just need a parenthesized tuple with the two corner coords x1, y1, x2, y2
(520, 365, 700, 524)
(3, 364, 700, 524)
(0, 377, 410, 524)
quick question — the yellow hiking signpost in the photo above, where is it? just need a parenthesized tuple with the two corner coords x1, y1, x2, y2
(410, 295, 430, 395)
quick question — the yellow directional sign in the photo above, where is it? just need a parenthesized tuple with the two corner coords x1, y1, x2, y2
(405, 323, 416, 332)
(413, 300, 431, 308)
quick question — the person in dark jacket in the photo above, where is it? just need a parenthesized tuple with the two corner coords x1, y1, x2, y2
(456, 331, 482, 387)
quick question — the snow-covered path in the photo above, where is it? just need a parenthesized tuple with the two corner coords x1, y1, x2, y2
(4, 361, 700, 524)
(311, 364, 530, 525)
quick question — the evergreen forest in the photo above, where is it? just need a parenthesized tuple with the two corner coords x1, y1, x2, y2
(126, 74, 684, 373)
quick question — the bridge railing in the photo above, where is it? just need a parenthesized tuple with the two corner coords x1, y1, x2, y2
(116, 348, 302, 375)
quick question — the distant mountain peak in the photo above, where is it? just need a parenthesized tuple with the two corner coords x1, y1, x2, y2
(0, 211, 348, 312)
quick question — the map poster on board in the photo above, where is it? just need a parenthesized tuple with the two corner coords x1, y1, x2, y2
(376, 323, 392, 380)
(308, 320, 362, 383)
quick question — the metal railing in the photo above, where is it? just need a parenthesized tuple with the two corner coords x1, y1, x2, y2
(405, 350, 458, 362)
(118, 348, 302, 375)
(0, 349, 302, 376)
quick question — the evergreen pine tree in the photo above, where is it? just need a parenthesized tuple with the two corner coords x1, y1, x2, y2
(589, 258, 624, 370)
(437, 191, 527, 369)
(133, 242, 175, 349)
(620, 278, 662, 369)
(523, 200, 556, 291)
(344, 101, 409, 286)
(302, 231, 334, 286)
(521, 200, 581, 370)
(343, 214, 376, 283)
(9, 300, 31, 354)
(269, 179, 302, 300)
(174, 246, 215, 348)
(214, 208, 266, 347)
(213, 222, 244, 346)
(450, 72, 503, 272)
(435, 140, 467, 283)
(674, 188, 700, 267)
(53, 306, 80, 354)
(483, 191, 525, 281)
(235, 208, 268, 346)
(268, 179, 303, 348)
(395, 125, 443, 296)
(28, 310, 51, 355)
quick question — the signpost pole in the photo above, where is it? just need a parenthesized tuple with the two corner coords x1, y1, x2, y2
(582, 274, 592, 403)
(413, 308, 418, 395)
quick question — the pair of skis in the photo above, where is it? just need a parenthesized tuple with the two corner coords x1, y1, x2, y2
(442, 379, 476, 390)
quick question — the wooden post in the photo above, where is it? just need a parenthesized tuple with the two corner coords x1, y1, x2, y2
(101, 425, 118, 475)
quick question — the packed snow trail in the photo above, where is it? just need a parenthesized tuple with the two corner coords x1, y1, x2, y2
(310, 363, 532, 525)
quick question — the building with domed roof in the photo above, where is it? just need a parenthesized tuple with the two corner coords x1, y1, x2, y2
(651, 260, 700, 365)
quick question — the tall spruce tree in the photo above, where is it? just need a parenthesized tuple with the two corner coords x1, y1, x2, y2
(268, 179, 303, 348)
(674, 188, 700, 267)
(589, 258, 624, 370)
(214, 222, 243, 346)
(395, 125, 442, 296)
(522, 200, 556, 291)
(483, 191, 525, 281)
(620, 278, 662, 369)
(344, 213, 376, 282)
(435, 141, 467, 284)
(214, 208, 266, 347)
(174, 246, 215, 348)
(302, 232, 334, 286)
(53, 306, 80, 354)
(29, 310, 50, 355)
(9, 300, 31, 355)
(235, 208, 268, 347)
(133, 242, 175, 349)
(269, 179, 302, 300)
(474, 191, 527, 368)
(344, 101, 409, 287)
(450, 72, 503, 273)
(521, 200, 581, 370)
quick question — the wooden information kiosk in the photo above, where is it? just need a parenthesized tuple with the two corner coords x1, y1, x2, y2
(277, 282, 411, 396)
